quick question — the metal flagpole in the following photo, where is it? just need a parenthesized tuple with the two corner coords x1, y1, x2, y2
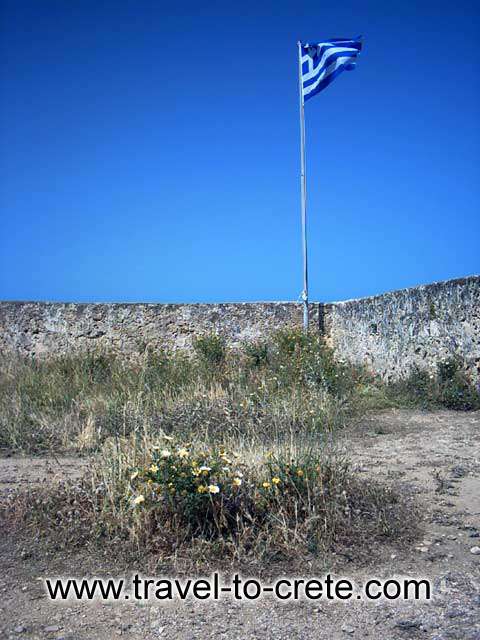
(297, 41, 309, 331)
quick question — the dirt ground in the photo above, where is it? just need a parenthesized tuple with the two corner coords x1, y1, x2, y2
(0, 409, 479, 640)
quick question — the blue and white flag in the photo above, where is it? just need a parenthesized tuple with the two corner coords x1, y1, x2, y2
(300, 37, 362, 102)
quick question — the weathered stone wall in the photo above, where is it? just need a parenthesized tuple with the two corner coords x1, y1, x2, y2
(0, 301, 321, 357)
(0, 276, 478, 380)
(324, 276, 480, 380)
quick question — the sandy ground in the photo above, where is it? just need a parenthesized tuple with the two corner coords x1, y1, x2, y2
(0, 409, 479, 639)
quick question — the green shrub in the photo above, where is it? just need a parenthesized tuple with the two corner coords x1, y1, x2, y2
(243, 340, 270, 368)
(140, 348, 193, 393)
(193, 334, 226, 367)
(437, 356, 462, 383)
(269, 329, 356, 397)
(391, 366, 436, 408)
(439, 378, 479, 411)
(366, 357, 480, 412)
(274, 328, 311, 358)
(78, 351, 115, 384)
(436, 358, 480, 411)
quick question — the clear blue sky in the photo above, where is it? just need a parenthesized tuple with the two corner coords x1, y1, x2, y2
(1, 0, 479, 303)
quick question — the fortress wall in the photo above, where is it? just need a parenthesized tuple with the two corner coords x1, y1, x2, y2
(0, 275, 478, 380)
(0, 301, 321, 357)
(324, 276, 480, 380)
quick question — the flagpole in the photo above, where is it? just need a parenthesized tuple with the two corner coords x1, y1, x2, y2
(297, 41, 309, 331)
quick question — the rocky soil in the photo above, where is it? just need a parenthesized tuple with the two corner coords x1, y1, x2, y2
(0, 409, 479, 639)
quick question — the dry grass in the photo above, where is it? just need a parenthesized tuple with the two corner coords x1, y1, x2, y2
(0, 331, 359, 454)
(2, 431, 417, 565)
(3, 331, 474, 564)
(1, 331, 477, 455)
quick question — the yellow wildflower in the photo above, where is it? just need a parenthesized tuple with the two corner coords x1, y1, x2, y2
(297, 469, 304, 477)
(197, 485, 207, 494)
(262, 481, 271, 489)
(272, 477, 281, 485)
(233, 477, 242, 487)
(208, 485, 220, 494)
(132, 495, 145, 505)
(178, 448, 189, 458)
(150, 464, 158, 473)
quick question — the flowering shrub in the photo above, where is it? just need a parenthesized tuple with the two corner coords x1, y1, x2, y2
(3, 431, 415, 560)
(129, 439, 250, 539)
(122, 436, 384, 556)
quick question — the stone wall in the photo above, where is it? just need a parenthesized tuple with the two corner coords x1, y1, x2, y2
(324, 276, 480, 380)
(0, 275, 478, 380)
(0, 301, 321, 357)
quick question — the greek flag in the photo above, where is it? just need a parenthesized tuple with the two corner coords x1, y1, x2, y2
(300, 37, 362, 102)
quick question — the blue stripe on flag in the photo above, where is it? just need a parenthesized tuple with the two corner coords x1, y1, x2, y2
(302, 50, 359, 90)
(300, 36, 362, 101)
(304, 62, 357, 101)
